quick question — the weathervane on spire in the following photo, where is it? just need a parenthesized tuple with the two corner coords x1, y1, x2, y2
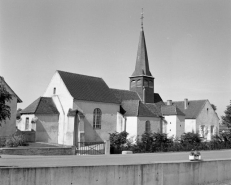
(141, 8, 144, 29)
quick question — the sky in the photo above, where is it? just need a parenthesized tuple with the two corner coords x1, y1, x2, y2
(0, 0, 230, 119)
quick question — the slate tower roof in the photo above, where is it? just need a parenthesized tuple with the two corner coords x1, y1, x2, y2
(131, 23, 152, 77)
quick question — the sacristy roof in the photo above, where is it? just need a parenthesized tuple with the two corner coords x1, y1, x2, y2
(21, 97, 59, 115)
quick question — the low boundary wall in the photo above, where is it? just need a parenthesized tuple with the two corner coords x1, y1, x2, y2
(0, 159, 231, 185)
(0, 146, 76, 155)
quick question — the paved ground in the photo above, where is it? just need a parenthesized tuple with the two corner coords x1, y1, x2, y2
(0, 149, 231, 168)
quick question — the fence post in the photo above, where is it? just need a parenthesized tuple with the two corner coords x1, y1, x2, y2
(104, 140, 110, 155)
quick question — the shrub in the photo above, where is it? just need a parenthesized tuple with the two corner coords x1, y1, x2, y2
(109, 131, 129, 153)
(5, 134, 27, 148)
(181, 132, 201, 145)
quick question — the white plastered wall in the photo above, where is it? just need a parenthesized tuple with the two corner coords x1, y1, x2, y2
(185, 119, 196, 133)
(43, 71, 74, 145)
(126, 117, 138, 141)
(73, 100, 120, 142)
(163, 115, 177, 138)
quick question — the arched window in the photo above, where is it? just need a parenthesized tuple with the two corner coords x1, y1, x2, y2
(131, 80, 136, 88)
(145, 120, 151, 133)
(93, 108, 102, 129)
(149, 81, 153, 88)
(137, 80, 142, 87)
(144, 80, 148, 87)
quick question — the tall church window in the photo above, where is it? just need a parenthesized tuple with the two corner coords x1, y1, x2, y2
(144, 80, 148, 87)
(131, 80, 136, 88)
(145, 120, 151, 133)
(137, 80, 142, 87)
(93, 108, 102, 129)
(25, 117, 29, 130)
(149, 81, 153, 88)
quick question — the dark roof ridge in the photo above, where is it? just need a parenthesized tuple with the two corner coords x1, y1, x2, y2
(57, 70, 103, 80)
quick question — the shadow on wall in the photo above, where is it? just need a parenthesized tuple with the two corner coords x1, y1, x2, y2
(84, 119, 104, 142)
(36, 120, 58, 143)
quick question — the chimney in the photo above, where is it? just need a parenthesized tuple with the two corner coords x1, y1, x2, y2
(184, 98, 188, 109)
(167, 100, 172, 105)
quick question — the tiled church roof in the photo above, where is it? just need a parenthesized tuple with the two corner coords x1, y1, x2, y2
(21, 97, 59, 114)
(58, 71, 120, 104)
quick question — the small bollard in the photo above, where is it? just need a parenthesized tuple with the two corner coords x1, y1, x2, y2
(122, 151, 133, 154)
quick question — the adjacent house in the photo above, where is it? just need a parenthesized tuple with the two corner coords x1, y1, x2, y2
(170, 99, 220, 140)
(0, 77, 22, 138)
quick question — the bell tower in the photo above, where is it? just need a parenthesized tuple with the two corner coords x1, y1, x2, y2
(130, 10, 154, 103)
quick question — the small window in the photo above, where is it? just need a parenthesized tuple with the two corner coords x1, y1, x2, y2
(53, 87, 56, 94)
(25, 117, 29, 130)
(93, 108, 102, 129)
(149, 81, 153, 88)
(131, 80, 136, 88)
(137, 80, 142, 87)
(144, 80, 148, 87)
(145, 121, 151, 133)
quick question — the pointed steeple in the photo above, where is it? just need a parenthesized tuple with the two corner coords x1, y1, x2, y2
(129, 10, 155, 104)
(131, 10, 152, 77)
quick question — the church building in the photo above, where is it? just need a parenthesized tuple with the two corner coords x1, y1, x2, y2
(18, 13, 219, 145)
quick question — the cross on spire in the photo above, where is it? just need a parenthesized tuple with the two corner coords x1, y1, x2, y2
(141, 8, 144, 29)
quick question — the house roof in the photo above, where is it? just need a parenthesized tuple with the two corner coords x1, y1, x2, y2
(131, 29, 153, 77)
(0, 76, 22, 103)
(21, 97, 59, 114)
(161, 105, 185, 116)
(121, 100, 159, 117)
(171, 100, 207, 119)
(58, 70, 120, 104)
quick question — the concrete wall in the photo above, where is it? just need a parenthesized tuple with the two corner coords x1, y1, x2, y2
(73, 100, 120, 142)
(0, 96, 18, 137)
(1, 160, 231, 185)
(43, 71, 73, 145)
(35, 114, 59, 144)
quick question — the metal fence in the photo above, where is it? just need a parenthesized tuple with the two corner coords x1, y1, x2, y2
(76, 142, 105, 155)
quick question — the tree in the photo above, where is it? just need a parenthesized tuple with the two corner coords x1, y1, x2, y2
(211, 104, 217, 111)
(221, 101, 231, 128)
(16, 108, 22, 120)
(0, 84, 12, 126)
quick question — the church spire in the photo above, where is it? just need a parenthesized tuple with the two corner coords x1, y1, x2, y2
(131, 10, 152, 77)
(129, 10, 154, 104)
